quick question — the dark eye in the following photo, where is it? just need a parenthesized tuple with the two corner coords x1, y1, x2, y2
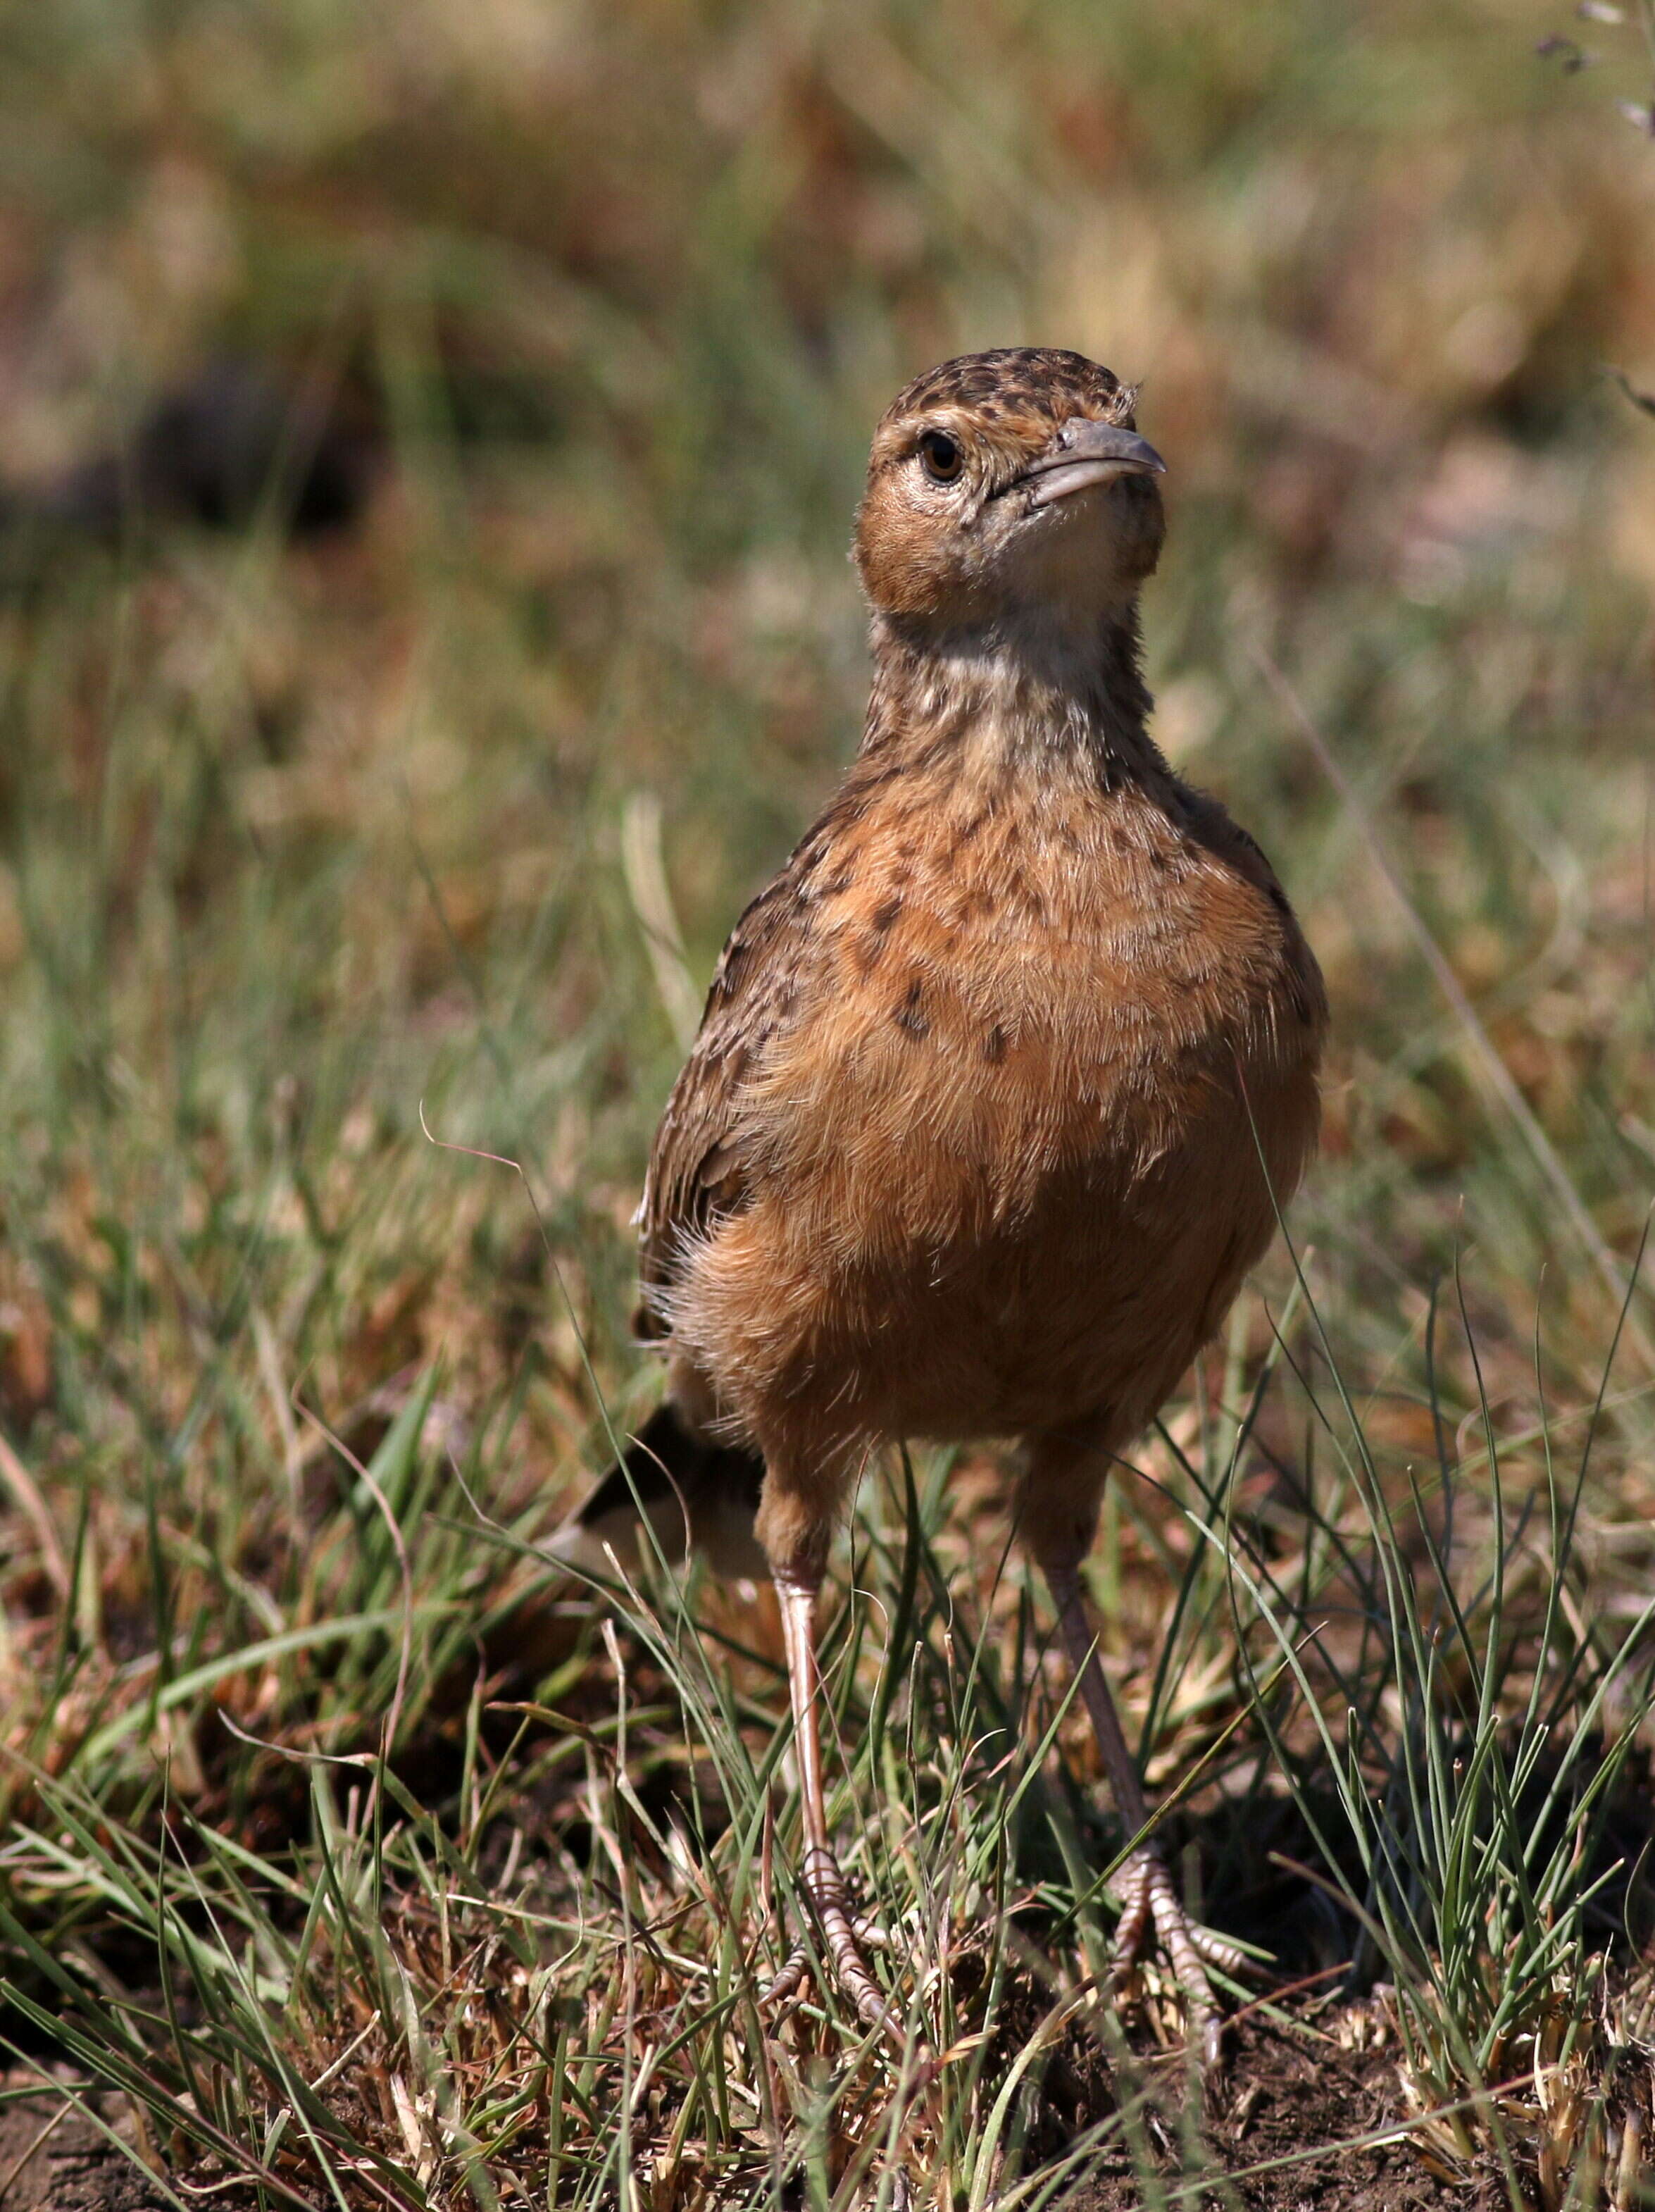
(918, 430, 963, 483)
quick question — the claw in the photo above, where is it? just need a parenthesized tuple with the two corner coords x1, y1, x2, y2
(763, 1941, 809, 2008)
(801, 1843, 896, 2032)
(770, 1840, 898, 2026)
(1111, 1847, 1244, 2066)
(761, 1856, 899, 2037)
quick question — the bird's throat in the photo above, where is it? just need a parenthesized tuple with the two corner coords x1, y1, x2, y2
(861, 607, 1166, 792)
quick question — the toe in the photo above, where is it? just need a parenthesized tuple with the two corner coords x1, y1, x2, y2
(761, 1942, 809, 2008)
(1109, 1848, 1244, 2062)
(1108, 1851, 1157, 1974)
(1188, 1921, 1250, 1977)
(798, 1845, 900, 2038)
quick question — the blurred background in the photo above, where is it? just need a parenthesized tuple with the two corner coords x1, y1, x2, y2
(0, 0, 1651, 1545)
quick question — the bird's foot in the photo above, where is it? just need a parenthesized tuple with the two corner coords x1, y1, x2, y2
(1111, 1847, 1248, 2068)
(763, 1844, 897, 2039)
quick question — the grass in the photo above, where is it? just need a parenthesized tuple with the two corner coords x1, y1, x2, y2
(2, 0, 1655, 2204)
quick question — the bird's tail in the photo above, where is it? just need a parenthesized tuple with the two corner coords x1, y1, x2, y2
(549, 1402, 768, 1584)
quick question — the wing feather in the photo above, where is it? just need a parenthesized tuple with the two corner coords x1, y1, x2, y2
(635, 824, 837, 1336)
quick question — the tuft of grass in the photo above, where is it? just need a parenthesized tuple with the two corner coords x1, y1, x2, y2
(1223, 1245, 1655, 2207)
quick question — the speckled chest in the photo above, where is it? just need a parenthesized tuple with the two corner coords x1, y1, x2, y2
(798, 748, 1317, 1088)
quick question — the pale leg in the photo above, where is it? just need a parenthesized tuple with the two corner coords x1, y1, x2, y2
(763, 1570, 893, 2032)
(1042, 1558, 1247, 2063)
(1020, 1418, 1245, 2064)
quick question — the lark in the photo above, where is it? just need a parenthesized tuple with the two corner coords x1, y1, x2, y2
(580, 347, 1326, 2056)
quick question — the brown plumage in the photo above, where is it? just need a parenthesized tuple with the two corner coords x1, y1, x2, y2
(599, 346, 1325, 2053)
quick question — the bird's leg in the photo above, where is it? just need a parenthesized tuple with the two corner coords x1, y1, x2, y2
(1042, 1556, 1247, 2065)
(766, 1570, 893, 2033)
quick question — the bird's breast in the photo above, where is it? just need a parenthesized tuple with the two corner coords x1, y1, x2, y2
(744, 761, 1321, 1231)
(669, 748, 1325, 1454)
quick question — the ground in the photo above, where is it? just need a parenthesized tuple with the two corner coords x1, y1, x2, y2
(0, 2014, 1482, 2212)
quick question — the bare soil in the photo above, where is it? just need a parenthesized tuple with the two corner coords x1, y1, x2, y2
(1061, 2011, 1473, 2211)
(0, 2083, 168, 2212)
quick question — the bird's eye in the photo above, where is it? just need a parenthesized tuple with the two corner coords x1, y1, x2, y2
(917, 430, 963, 483)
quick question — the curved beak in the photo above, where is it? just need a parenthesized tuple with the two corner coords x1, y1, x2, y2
(1016, 419, 1166, 507)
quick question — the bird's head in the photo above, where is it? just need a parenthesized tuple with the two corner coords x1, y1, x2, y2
(854, 348, 1165, 642)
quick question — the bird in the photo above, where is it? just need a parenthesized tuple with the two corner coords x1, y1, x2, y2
(579, 346, 1326, 2056)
